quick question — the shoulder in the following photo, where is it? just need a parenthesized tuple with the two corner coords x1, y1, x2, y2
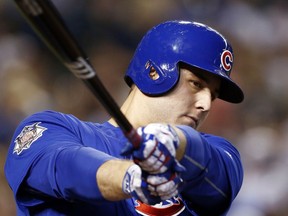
(24, 110, 80, 124)
(178, 125, 240, 157)
(8, 110, 100, 158)
(200, 132, 231, 145)
(201, 132, 240, 152)
(19, 110, 100, 134)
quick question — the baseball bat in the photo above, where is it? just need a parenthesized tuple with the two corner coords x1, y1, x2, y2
(14, 0, 141, 148)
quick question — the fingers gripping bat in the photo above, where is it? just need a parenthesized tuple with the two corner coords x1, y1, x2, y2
(14, 0, 141, 148)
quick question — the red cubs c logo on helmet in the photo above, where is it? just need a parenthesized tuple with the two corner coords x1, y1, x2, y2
(221, 50, 233, 73)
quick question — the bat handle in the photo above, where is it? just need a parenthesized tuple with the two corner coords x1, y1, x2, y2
(125, 128, 142, 149)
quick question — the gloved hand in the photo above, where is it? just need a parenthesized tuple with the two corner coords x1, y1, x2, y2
(133, 123, 185, 174)
(122, 164, 183, 205)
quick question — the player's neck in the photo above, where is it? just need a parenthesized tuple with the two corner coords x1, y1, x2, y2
(108, 87, 140, 128)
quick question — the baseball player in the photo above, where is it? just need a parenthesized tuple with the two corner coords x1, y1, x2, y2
(5, 20, 244, 216)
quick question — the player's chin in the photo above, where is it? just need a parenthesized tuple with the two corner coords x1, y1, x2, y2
(178, 116, 198, 129)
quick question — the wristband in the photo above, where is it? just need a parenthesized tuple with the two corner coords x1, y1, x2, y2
(122, 164, 142, 195)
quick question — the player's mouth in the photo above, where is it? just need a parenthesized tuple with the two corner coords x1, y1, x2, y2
(183, 115, 199, 128)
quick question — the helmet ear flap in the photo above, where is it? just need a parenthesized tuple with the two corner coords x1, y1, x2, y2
(125, 59, 167, 89)
(128, 59, 179, 96)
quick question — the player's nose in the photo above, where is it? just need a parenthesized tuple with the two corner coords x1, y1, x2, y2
(194, 89, 212, 112)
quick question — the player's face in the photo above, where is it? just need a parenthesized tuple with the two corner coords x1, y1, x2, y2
(141, 66, 221, 129)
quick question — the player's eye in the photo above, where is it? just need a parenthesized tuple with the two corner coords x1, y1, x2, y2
(190, 80, 202, 89)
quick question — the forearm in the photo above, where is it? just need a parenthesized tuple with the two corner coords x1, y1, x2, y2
(96, 159, 134, 201)
(26, 145, 134, 204)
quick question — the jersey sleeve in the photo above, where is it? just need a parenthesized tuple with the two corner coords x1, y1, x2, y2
(4, 110, 115, 207)
(177, 125, 243, 215)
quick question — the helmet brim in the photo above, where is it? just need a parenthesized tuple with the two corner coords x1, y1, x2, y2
(180, 63, 244, 104)
(218, 76, 244, 103)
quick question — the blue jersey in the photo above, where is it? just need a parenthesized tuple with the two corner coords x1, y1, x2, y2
(4, 110, 243, 215)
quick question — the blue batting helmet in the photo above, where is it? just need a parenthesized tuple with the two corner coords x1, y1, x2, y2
(124, 20, 244, 103)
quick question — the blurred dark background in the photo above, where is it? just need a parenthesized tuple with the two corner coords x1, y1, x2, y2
(1, 0, 288, 215)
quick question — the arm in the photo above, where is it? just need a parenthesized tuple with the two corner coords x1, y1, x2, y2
(24, 145, 121, 204)
(14, 116, 179, 206)
(5, 110, 131, 205)
(174, 125, 243, 215)
(96, 159, 134, 201)
(23, 139, 167, 205)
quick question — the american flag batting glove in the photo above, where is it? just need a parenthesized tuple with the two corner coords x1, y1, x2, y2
(122, 164, 162, 205)
(145, 169, 184, 201)
(133, 123, 186, 174)
(122, 164, 183, 205)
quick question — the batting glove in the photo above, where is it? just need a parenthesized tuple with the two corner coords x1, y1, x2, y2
(144, 170, 183, 201)
(133, 123, 185, 174)
(122, 164, 183, 205)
